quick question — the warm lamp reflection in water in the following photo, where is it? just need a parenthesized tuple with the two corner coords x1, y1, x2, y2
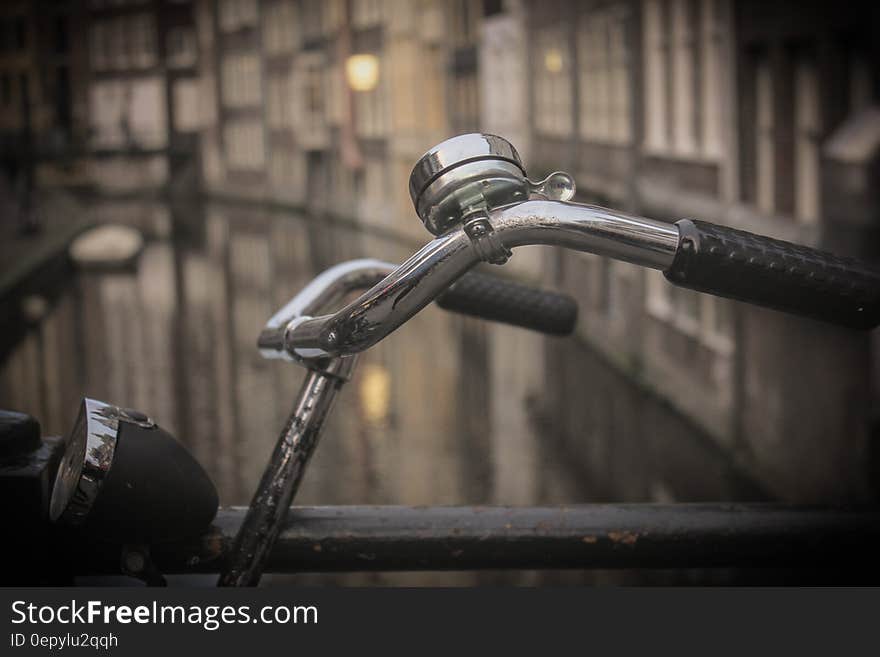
(359, 363, 391, 427)
(543, 49, 563, 73)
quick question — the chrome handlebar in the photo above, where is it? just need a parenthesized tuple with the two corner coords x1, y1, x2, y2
(259, 133, 680, 364)
(258, 199, 679, 362)
(258, 258, 396, 362)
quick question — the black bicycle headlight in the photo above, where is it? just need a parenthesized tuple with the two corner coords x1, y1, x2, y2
(50, 398, 218, 543)
(49, 399, 127, 526)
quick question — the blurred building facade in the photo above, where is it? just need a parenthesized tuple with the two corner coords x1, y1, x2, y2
(526, 0, 879, 502)
(82, 0, 201, 194)
(0, 1, 85, 148)
(11, 0, 877, 505)
(194, 0, 458, 243)
(0, 0, 89, 210)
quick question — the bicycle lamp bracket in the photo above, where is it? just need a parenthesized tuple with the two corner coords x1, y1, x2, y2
(408, 133, 576, 263)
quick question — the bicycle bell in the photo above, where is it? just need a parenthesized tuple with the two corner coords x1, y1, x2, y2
(409, 133, 576, 237)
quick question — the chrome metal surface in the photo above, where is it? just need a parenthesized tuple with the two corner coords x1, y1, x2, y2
(414, 160, 530, 235)
(49, 398, 154, 525)
(492, 200, 679, 266)
(527, 171, 576, 202)
(218, 366, 349, 587)
(409, 134, 528, 235)
(408, 134, 582, 236)
(284, 200, 679, 358)
(258, 258, 395, 364)
(462, 211, 511, 264)
(408, 133, 524, 207)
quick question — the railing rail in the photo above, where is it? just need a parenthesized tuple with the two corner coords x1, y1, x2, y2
(68, 504, 880, 576)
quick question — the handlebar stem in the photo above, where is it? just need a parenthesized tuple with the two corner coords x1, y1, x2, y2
(218, 363, 351, 586)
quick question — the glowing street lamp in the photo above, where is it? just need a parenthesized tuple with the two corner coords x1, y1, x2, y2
(345, 53, 380, 92)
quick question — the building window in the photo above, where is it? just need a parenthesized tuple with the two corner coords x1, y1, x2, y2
(598, 258, 623, 322)
(352, 0, 383, 29)
(357, 156, 388, 223)
(89, 80, 126, 148)
(534, 27, 573, 137)
(300, 0, 323, 40)
(166, 26, 197, 69)
(449, 73, 479, 134)
(293, 53, 328, 148)
(419, 47, 445, 132)
(670, 0, 697, 155)
(90, 15, 157, 71)
(327, 63, 344, 126)
(263, 0, 298, 55)
(224, 119, 265, 170)
(266, 72, 292, 130)
(89, 22, 109, 71)
(675, 286, 701, 335)
(755, 55, 775, 215)
(702, 292, 733, 353)
(305, 68, 323, 125)
(219, 0, 258, 33)
(449, 0, 480, 48)
(793, 54, 820, 224)
(578, 7, 631, 144)
(643, 0, 668, 150)
(642, 0, 724, 158)
(323, 0, 343, 35)
(108, 17, 129, 70)
(129, 13, 157, 69)
(269, 148, 305, 191)
(221, 53, 261, 108)
(646, 270, 733, 353)
(89, 77, 168, 149)
(328, 154, 355, 213)
(173, 78, 200, 132)
(128, 77, 168, 148)
(699, 0, 723, 157)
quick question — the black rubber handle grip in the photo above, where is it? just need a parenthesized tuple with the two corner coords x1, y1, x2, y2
(437, 271, 578, 336)
(665, 219, 880, 330)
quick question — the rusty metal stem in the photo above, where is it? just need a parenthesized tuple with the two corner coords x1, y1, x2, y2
(217, 369, 347, 586)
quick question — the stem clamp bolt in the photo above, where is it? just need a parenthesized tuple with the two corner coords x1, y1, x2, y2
(463, 212, 511, 265)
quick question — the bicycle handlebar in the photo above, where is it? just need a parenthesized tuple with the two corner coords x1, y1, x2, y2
(261, 199, 880, 363)
(265, 200, 676, 360)
(258, 252, 579, 362)
(667, 219, 880, 330)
